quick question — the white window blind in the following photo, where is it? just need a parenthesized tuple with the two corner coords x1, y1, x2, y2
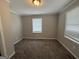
(32, 18, 42, 33)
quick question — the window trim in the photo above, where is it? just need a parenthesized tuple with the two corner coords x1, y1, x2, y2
(32, 17, 42, 33)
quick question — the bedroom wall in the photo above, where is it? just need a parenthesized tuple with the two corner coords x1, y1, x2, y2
(11, 13, 22, 44)
(21, 14, 58, 39)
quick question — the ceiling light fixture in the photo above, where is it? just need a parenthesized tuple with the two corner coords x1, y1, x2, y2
(32, 0, 41, 6)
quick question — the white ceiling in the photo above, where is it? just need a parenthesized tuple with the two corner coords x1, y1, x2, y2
(10, 0, 72, 15)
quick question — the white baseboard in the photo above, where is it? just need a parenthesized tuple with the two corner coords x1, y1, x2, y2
(9, 51, 15, 59)
(14, 37, 23, 45)
(23, 37, 56, 40)
(58, 40, 78, 59)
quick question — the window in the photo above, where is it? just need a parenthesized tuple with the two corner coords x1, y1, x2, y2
(32, 18, 42, 33)
(65, 6, 79, 42)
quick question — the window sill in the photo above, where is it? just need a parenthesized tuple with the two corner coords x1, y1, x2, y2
(64, 35, 79, 44)
(32, 31, 42, 33)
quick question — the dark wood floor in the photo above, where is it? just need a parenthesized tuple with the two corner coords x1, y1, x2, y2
(11, 39, 75, 59)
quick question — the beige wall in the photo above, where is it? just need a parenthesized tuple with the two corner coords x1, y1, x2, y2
(0, 0, 15, 58)
(11, 13, 22, 44)
(21, 14, 58, 39)
(57, 0, 79, 58)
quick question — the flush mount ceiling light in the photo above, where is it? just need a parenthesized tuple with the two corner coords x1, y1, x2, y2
(32, 0, 41, 6)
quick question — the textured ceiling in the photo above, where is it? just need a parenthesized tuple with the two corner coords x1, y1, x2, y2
(10, 0, 72, 15)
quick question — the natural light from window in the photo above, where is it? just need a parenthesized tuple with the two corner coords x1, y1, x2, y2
(65, 6, 79, 42)
(32, 18, 42, 33)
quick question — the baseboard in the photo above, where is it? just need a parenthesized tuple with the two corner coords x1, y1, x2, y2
(23, 37, 56, 40)
(9, 51, 15, 59)
(14, 37, 23, 45)
(58, 40, 79, 59)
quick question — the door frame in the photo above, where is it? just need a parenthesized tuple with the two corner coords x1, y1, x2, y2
(0, 16, 7, 57)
